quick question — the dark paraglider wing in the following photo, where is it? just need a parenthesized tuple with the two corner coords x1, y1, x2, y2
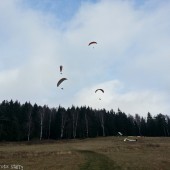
(95, 89, 104, 93)
(57, 78, 67, 87)
(60, 65, 63, 73)
(88, 41, 97, 46)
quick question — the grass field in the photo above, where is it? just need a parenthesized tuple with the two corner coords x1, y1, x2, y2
(0, 137, 170, 170)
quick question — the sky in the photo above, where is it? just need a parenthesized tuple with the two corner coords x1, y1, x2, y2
(0, 0, 170, 117)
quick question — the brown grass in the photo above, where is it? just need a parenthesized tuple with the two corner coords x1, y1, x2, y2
(0, 137, 170, 170)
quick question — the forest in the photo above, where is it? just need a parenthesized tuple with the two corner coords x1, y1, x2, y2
(0, 100, 170, 141)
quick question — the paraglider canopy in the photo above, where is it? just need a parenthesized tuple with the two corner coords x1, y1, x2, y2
(60, 65, 63, 74)
(124, 138, 137, 142)
(118, 132, 123, 136)
(88, 41, 97, 46)
(57, 78, 67, 87)
(95, 89, 104, 93)
(95, 89, 104, 100)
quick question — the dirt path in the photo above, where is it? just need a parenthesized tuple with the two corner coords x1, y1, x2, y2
(78, 150, 122, 170)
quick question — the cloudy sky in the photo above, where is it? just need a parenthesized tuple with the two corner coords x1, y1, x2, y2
(0, 0, 170, 117)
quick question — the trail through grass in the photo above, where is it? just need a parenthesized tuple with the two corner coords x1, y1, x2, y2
(79, 150, 122, 170)
(0, 137, 170, 170)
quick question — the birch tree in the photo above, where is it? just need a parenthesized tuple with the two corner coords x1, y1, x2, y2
(135, 114, 142, 136)
(99, 110, 105, 137)
(165, 116, 170, 136)
(39, 106, 46, 140)
(85, 111, 89, 138)
(27, 108, 32, 141)
(48, 109, 53, 139)
(72, 108, 79, 139)
(60, 109, 67, 139)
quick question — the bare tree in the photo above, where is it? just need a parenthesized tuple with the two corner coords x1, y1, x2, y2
(72, 109, 79, 139)
(85, 112, 89, 138)
(27, 108, 32, 141)
(39, 106, 46, 141)
(165, 116, 170, 136)
(48, 109, 53, 139)
(135, 114, 142, 136)
(60, 111, 67, 139)
(99, 110, 105, 137)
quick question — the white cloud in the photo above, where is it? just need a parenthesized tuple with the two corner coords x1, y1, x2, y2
(73, 80, 169, 116)
(0, 0, 170, 116)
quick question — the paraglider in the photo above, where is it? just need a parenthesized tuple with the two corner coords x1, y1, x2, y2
(88, 41, 97, 46)
(118, 132, 123, 136)
(88, 41, 97, 48)
(60, 65, 63, 74)
(95, 89, 104, 100)
(124, 138, 137, 142)
(95, 89, 104, 93)
(57, 78, 67, 89)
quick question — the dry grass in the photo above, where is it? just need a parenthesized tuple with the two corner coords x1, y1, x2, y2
(0, 137, 170, 170)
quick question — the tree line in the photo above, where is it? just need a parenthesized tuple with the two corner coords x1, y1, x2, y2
(0, 100, 169, 141)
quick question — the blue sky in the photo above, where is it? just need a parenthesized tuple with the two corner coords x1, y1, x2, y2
(21, 0, 99, 22)
(0, 0, 170, 117)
